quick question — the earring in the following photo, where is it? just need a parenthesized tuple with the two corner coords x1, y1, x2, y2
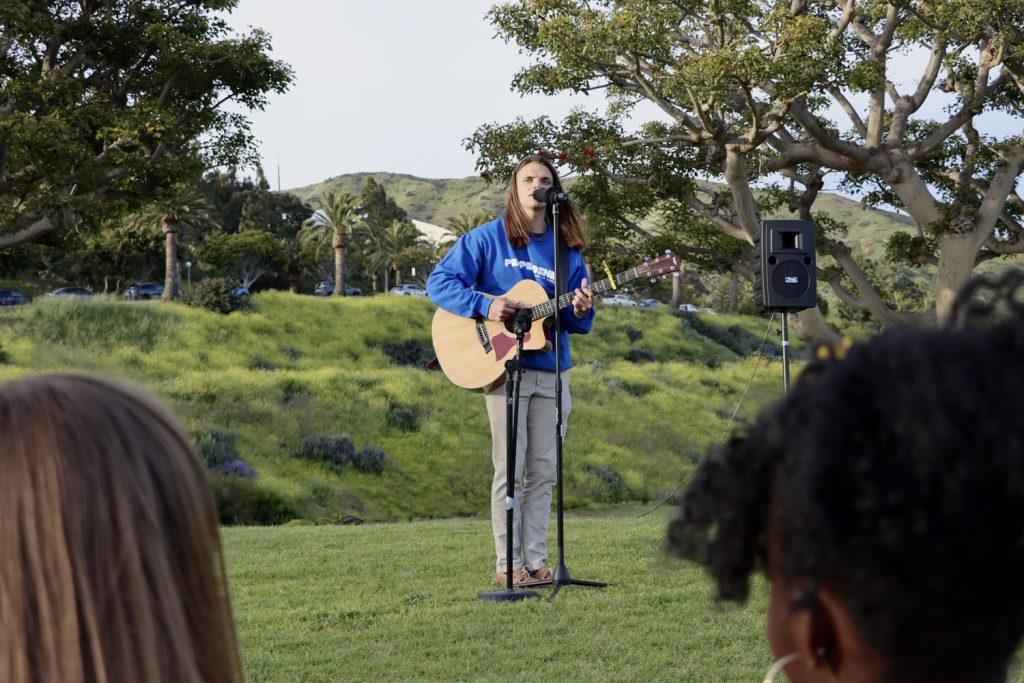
(762, 652, 800, 683)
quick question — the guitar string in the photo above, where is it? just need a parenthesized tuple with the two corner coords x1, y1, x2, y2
(526, 262, 671, 320)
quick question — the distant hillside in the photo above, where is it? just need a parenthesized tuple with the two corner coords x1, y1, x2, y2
(289, 172, 918, 261)
(290, 172, 509, 231)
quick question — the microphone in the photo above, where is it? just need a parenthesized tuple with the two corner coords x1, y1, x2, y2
(532, 187, 568, 204)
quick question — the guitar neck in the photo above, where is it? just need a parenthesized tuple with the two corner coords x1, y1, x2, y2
(528, 267, 646, 320)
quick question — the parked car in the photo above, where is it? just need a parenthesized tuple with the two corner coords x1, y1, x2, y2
(314, 281, 362, 296)
(638, 299, 663, 308)
(45, 286, 93, 298)
(123, 282, 164, 300)
(389, 284, 427, 297)
(678, 303, 701, 313)
(230, 287, 250, 298)
(0, 289, 30, 306)
(602, 294, 637, 307)
(700, 307, 718, 315)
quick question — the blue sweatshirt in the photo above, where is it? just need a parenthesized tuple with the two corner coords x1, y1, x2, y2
(427, 217, 594, 371)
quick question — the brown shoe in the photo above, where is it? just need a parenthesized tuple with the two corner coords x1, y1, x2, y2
(492, 568, 532, 586)
(530, 567, 553, 582)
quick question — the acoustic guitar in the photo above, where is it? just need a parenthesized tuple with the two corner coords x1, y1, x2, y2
(431, 251, 680, 390)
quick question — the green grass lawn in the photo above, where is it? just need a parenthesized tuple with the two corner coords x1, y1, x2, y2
(224, 515, 1024, 682)
(224, 512, 772, 682)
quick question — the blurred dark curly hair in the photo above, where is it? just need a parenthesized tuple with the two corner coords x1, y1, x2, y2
(667, 271, 1024, 683)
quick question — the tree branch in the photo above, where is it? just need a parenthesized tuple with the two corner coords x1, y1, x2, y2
(681, 193, 748, 241)
(0, 214, 57, 250)
(828, 86, 867, 138)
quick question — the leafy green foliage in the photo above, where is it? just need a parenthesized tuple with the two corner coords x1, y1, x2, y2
(212, 476, 295, 525)
(0, 1, 293, 251)
(183, 277, 248, 314)
(352, 446, 387, 474)
(385, 403, 419, 432)
(197, 426, 240, 469)
(381, 339, 433, 367)
(296, 434, 356, 470)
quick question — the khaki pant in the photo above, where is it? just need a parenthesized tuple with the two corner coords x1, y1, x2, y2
(484, 369, 571, 573)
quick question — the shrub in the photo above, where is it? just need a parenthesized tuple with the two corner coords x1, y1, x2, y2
(183, 277, 248, 314)
(386, 402, 419, 431)
(582, 464, 631, 503)
(296, 434, 355, 469)
(249, 356, 278, 371)
(210, 476, 295, 525)
(0, 342, 8, 364)
(625, 348, 657, 363)
(196, 427, 239, 469)
(278, 377, 307, 403)
(279, 344, 303, 360)
(621, 381, 653, 397)
(219, 458, 257, 478)
(624, 325, 643, 342)
(680, 313, 773, 357)
(352, 446, 387, 474)
(381, 339, 433, 366)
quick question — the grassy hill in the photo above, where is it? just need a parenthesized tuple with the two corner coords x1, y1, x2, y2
(0, 294, 797, 523)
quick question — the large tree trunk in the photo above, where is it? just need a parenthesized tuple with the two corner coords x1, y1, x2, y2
(332, 230, 345, 296)
(288, 270, 300, 294)
(383, 269, 389, 291)
(670, 272, 680, 307)
(161, 218, 180, 301)
(790, 306, 841, 347)
(934, 232, 979, 324)
(394, 266, 402, 286)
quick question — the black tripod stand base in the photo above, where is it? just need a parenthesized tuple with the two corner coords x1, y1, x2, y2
(480, 588, 541, 603)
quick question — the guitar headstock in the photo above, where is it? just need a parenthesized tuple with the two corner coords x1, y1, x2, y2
(636, 250, 681, 279)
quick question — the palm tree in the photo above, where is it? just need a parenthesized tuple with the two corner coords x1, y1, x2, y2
(442, 211, 492, 249)
(129, 188, 218, 301)
(301, 191, 361, 296)
(359, 219, 421, 291)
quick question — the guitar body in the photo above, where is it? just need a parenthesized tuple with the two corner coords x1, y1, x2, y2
(431, 279, 553, 391)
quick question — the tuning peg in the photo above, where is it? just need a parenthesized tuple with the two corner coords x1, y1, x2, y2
(650, 278, 656, 283)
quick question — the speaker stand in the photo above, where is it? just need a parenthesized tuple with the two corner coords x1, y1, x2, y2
(781, 311, 791, 395)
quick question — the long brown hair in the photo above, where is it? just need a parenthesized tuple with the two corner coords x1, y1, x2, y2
(504, 154, 588, 250)
(0, 374, 243, 683)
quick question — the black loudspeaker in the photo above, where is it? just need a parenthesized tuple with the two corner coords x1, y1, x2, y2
(753, 219, 817, 311)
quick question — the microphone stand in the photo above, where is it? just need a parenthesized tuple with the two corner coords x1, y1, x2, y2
(480, 309, 540, 603)
(543, 199, 608, 601)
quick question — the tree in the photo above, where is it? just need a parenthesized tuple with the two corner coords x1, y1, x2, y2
(238, 182, 311, 238)
(45, 222, 163, 292)
(301, 191, 361, 296)
(359, 219, 423, 291)
(442, 211, 493, 249)
(128, 187, 219, 300)
(0, 1, 292, 251)
(469, 0, 1024, 340)
(200, 229, 287, 290)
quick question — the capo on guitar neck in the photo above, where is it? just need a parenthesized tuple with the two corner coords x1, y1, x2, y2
(603, 261, 616, 289)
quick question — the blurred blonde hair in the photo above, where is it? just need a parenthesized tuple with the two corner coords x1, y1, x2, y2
(0, 373, 242, 683)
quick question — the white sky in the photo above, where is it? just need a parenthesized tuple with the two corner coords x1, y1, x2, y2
(227, 0, 628, 189)
(226, 1, 1019, 195)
